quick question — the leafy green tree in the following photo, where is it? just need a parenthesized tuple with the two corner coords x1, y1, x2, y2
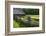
(23, 9, 39, 15)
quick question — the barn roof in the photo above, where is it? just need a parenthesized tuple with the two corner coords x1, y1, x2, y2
(13, 8, 25, 14)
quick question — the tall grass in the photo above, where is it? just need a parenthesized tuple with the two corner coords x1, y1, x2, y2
(13, 15, 39, 28)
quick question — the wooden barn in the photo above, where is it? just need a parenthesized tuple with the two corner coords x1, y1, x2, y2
(13, 8, 25, 20)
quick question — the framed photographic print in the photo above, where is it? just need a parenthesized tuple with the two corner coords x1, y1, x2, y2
(5, 1, 45, 36)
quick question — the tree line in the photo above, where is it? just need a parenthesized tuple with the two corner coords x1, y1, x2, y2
(22, 8, 39, 15)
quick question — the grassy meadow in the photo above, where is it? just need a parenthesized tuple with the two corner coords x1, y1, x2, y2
(13, 8, 39, 28)
(13, 15, 39, 28)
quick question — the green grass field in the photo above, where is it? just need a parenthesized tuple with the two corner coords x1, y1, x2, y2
(13, 15, 39, 28)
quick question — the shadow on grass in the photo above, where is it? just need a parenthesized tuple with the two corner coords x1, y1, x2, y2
(13, 18, 39, 28)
